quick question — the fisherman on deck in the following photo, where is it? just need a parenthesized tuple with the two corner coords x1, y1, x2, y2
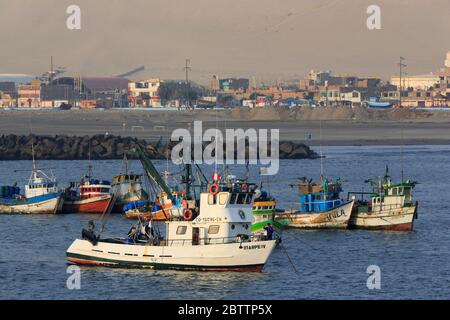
(264, 223, 274, 240)
(82, 220, 99, 245)
(125, 226, 138, 244)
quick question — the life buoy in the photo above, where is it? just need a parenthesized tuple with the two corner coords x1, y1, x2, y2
(183, 209, 193, 221)
(241, 183, 248, 193)
(209, 183, 219, 196)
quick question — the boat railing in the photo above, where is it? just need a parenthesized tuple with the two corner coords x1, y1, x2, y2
(163, 235, 257, 247)
(284, 198, 344, 211)
(295, 198, 344, 206)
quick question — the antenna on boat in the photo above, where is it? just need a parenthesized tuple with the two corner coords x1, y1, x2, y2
(123, 153, 129, 174)
(319, 120, 324, 178)
(401, 127, 404, 183)
(87, 142, 93, 179)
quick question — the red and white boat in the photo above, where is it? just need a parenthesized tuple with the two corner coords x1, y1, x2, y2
(63, 165, 115, 214)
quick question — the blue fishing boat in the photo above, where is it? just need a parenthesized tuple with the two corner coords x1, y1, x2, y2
(275, 177, 354, 229)
(0, 163, 62, 214)
(366, 97, 393, 109)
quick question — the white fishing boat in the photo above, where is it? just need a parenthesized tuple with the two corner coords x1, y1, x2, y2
(66, 145, 276, 272)
(67, 181, 276, 271)
(0, 158, 62, 214)
(348, 168, 418, 231)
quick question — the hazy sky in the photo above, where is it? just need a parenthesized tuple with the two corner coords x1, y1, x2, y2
(0, 0, 449, 84)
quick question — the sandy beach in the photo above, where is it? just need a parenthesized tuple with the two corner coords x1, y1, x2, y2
(1, 107, 450, 146)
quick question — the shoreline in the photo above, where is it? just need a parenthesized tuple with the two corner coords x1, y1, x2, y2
(2, 108, 450, 146)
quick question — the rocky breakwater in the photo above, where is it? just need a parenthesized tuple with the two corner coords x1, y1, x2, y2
(0, 134, 319, 160)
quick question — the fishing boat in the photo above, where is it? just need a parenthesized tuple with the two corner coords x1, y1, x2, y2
(348, 168, 418, 231)
(275, 177, 354, 229)
(366, 97, 393, 109)
(0, 157, 62, 214)
(123, 191, 187, 221)
(62, 163, 115, 214)
(66, 145, 277, 272)
(251, 190, 283, 239)
(111, 155, 149, 213)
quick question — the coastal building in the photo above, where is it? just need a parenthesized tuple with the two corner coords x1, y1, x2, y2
(128, 79, 161, 107)
(438, 67, 449, 100)
(218, 78, 249, 91)
(41, 84, 74, 101)
(438, 52, 450, 100)
(17, 79, 41, 107)
(390, 73, 439, 90)
(340, 89, 362, 106)
(400, 89, 447, 107)
(47, 76, 129, 108)
(0, 82, 16, 96)
(209, 75, 220, 91)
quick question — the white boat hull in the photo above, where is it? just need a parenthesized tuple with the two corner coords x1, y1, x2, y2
(349, 205, 417, 231)
(66, 238, 277, 272)
(0, 196, 61, 214)
(276, 200, 354, 229)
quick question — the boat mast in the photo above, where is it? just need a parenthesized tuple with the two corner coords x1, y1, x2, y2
(30, 138, 37, 182)
(87, 143, 93, 179)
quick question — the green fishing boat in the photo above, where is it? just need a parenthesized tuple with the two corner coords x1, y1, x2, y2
(251, 191, 283, 240)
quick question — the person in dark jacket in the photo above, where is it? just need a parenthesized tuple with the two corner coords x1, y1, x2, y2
(264, 223, 274, 240)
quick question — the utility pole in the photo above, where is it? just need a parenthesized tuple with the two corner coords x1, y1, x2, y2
(184, 59, 191, 109)
(398, 56, 406, 108)
(50, 56, 54, 85)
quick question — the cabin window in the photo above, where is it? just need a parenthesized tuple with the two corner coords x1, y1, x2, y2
(219, 193, 228, 205)
(404, 187, 412, 200)
(208, 225, 220, 234)
(237, 193, 246, 204)
(392, 188, 398, 195)
(252, 206, 257, 210)
(245, 194, 253, 204)
(229, 193, 237, 204)
(231, 224, 235, 230)
(176, 226, 187, 235)
(398, 187, 404, 195)
(208, 194, 217, 205)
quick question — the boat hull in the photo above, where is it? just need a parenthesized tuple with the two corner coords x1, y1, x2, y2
(0, 193, 62, 214)
(275, 200, 354, 229)
(66, 238, 276, 272)
(348, 205, 416, 231)
(62, 195, 115, 214)
(112, 194, 142, 213)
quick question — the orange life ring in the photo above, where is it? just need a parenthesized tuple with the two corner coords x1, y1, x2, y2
(183, 209, 193, 221)
(209, 183, 219, 196)
(241, 183, 248, 193)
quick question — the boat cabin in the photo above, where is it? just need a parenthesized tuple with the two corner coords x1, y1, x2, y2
(112, 174, 142, 185)
(297, 178, 343, 213)
(163, 182, 256, 246)
(24, 170, 59, 199)
(371, 181, 416, 212)
(79, 179, 111, 199)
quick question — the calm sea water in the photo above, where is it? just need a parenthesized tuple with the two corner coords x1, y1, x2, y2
(0, 145, 449, 300)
